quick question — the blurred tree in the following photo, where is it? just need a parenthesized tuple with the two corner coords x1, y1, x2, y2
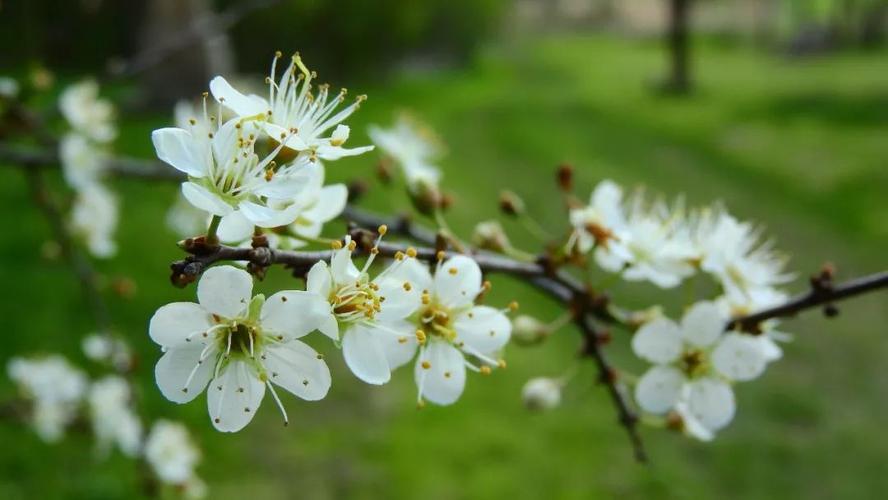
(662, 0, 693, 94)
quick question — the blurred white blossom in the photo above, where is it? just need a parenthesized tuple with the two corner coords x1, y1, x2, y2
(145, 420, 202, 487)
(59, 80, 116, 143)
(88, 376, 142, 457)
(70, 183, 118, 258)
(59, 132, 108, 190)
(0, 76, 20, 98)
(521, 377, 562, 411)
(7, 355, 88, 442)
(368, 114, 443, 196)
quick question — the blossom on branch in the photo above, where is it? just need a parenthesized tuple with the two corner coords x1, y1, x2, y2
(59, 80, 117, 143)
(87, 376, 142, 457)
(70, 183, 119, 258)
(210, 52, 372, 161)
(148, 265, 332, 432)
(145, 420, 203, 492)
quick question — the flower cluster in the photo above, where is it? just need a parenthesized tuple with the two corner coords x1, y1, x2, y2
(145, 420, 205, 496)
(58, 80, 120, 257)
(155, 53, 369, 244)
(563, 179, 793, 439)
(150, 234, 514, 430)
(7, 355, 88, 442)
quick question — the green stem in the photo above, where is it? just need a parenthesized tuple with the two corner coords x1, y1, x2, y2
(206, 215, 222, 244)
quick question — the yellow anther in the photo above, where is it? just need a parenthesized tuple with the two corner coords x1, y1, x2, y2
(482, 280, 492, 291)
(398, 336, 408, 344)
(275, 50, 282, 58)
(415, 330, 427, 344)
(370, 247, 379, 255)
(480, 366, 492, 375)
(444, 371, 452, 379)
(436, 251, 446, 261)
(378, 225, 388, 236)
(394, 251, 405, 261)
(497, 359, 507, 369)
(403, 282, 412, 292)
(508, 301, 519, 312)
(416, 399, 426, 409)
(421, 361, 431, 370)
(347, 240, 357, 251)
(448, 267, 458, 275)
(406, 247, 417, 258)
(331, 240, 343, 250)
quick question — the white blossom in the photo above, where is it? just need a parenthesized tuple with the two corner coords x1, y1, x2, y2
(144, 420, 202, 486)
(568, 179, 626, 254)
(213, 161, 348, 249)
(382, 255, 512, 405)
(209, 53, 372, 161)
(148, 265, 332, 432)
(59, 132, 108, 190)
(305, 235, 422, 385)
(0, 76, 19, 98)
(82, 333, 133, 370)
(632, 301, 769, 439)
(152, 114, 312, 229)
(88, 376, 142, 457)
(368, 114, 443, 192)
(7, 355, 87, 442)
(70, 183, 118, 258)
(59, 80, 116, 143)
(521, 377, 562, 411)
(697, 209, 793, 297)
(166, 192, 211, 239)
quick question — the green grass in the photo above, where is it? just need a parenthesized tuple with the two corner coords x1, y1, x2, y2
(1, 35, 887, 499)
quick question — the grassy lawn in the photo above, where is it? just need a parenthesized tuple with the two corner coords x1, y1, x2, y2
(1, 35, 886, 499)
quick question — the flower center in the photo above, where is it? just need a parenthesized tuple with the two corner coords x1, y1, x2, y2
(331, 279, 382, 324)
(216, 322, 260, 358)
(419, 302, 458, 343)
(680, 349, 709, 378)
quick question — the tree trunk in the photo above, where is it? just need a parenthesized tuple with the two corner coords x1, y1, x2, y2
(664, 0, 692, 94)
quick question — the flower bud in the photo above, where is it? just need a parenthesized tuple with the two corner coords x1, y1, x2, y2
(407, 178, 442, 215)
(498, 190, 525, 216)
(521, 377, 562, 411)
(556, 163, 573, 192)
(511, 315, 549, 346)
(472, 220, 510, 252)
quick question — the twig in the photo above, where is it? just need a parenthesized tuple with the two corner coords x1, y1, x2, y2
(730, 269, 888, 332)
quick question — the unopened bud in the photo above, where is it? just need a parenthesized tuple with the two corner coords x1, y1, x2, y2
(472, 220, 510, 252)
(498, 190, 524, 216)
(407, 178, 442, 215)
(556, 163, 573, 192)
(511, 315, 550, 346)
(376, 161, 394, 184)
(521, 377, 562, 411)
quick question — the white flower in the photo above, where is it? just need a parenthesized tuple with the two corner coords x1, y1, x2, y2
(7, 355, 88, 442)
(521, 377, 562, 411)
(59, 80, 116, 143)
(166, 192, 211, 239)
(212, 161, 348, 249)
(305, 235, 422, 385)
(698, 209, 793, 297)
(145, 420, 201, 485)
(59, 133, 108, 190)
(82, 333, 133, 370)
(88, 376, 142, 456)
(568, 179, 626, 254)
(152, 116, 312, 229)
(593, 190, 695, 288)
(368, 113, 442, 185)
(472, 220, 510, 252)
(716, 286, 792, 363)
(148, 265, 332, 432)
(209, 53, 372, 161)
(70, 183, 118, 258)
(632, 301, 768, 438)
(0, 76, 20, 98)
(392, 255, 512, 406)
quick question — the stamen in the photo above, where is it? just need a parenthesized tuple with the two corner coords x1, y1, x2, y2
(265, 380, 289, 426)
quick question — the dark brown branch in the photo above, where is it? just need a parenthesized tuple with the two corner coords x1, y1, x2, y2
(577, 315, 647, 462)
(730, 269, 888, 332)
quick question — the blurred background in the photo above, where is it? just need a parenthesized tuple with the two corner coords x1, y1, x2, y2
(1, 0, 887, 498)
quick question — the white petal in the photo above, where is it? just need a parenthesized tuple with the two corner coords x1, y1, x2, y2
(197, 265, 253, 318)
(301, 184, 348, 222)
(330, 246, 360, 284)
(342, 324, 391, 385)
(681, 301, 724, 348)
(238, 200, 300, 228)
(261, 291, 329, 340)
(306, 261, 333, 297)
(317, 313, 339, 341)
(379, 320, 419, 370)
(148, 302, 213, 347)
(675, 399, 715, 441)
(685, 378, 735, 431)
(711, 333, 768, 381)
(207, 360, 265, 432)
(209, 76, 268, 117)
(151, 128, 206, 177)
(263, 341, 331, 401)
(217, 210, 254, 244)
(434, 255, 483, 309)
(758, 335, 783, 362)
(634, 365, 685, 414)
(374, 260, 429, 321)
(155, 344, 216, 403)
(453, 306, 511, 354)
(315, 144, 374, 161)
(631, 317, 683, 364)
(415, 341, 466, 405)
(181, 182, 233, 217)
